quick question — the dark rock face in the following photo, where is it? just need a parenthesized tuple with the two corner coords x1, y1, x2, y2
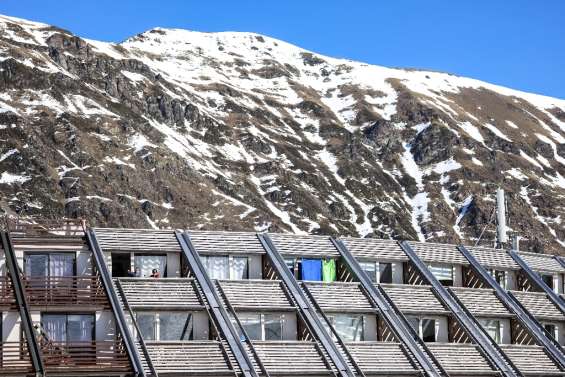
(0, 16, 564, 254)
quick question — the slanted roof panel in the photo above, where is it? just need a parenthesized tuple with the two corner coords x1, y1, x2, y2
(145, 341, 235, 375)
(500, 345, 563, 375)
(253, 341, 332, 375)
(346, 342, 419, 375)
(408, 241, 469, 265)
(268, 233, 339, 257)
(511, 291, 564, 321)
(303, 282, 374, 312)
(93, 228, 179, 252)
(381, 284, 448, 314)
(188, 231, 265, 255)
(341, 238, 409, 262)
(217, 280, 294, 310)
(117, 278, 203, 309)
(517, 252, 565, 274)
(450, 287, 513, 317)
(427, 343, 497, 375)
(468, 246, 519, 270)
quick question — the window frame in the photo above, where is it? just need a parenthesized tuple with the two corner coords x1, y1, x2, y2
(202, 255, 250, 280)
(489, 269, 507, 289)
(40, 312, 95, 344)
(238, 312, 285, 341)
(542, 322, 558, 341)
(428, 264, 454, 286)
(135, 311, 194, 341)
(359, 260, 394, 284)
(479, 319, 502, 344)
(407, 316, 437, 342)
(134, 253, 168, 278)
(326, 313, 365, 342)
(24, 252, 77, 277)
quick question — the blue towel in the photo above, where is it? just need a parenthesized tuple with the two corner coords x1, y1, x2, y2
(301, 259, 322, 281)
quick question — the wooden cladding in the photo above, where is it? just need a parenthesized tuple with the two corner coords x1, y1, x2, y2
(23, 275, 109, 308)
(41, 340, 131, 373)
(0, 341, 34, 374)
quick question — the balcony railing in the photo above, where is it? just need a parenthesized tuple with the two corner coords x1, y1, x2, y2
(23, 276, 109, 307)
(4, 217, 86, 237)
(0, 342, 34, 375)
(41, 341, 131, 373)
(0, 276, 16, 307)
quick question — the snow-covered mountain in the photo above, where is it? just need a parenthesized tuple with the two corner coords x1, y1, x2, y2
(1, 14, 564, 253)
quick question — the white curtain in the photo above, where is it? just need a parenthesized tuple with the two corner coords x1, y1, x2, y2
(49, 254, 75, 277)
(203, 256, 228, 280)
(67, 315, 93, 342)
(43, 314, 66, 343)
(135, 255, 166, 277)
(232, 257, 248, 280)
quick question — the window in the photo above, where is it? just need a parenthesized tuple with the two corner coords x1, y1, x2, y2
(407, 317, 436, 342)
(379, 263, 393, 284)
(201, 255, 249, 280)
(543, 323, 558, 341)
(541, 274, 554, 290)
(134, 255, 166, 278)
(238, 313, 284, 341)
(41, 313, 94, 343)
(480, 319, 501, 344)
(360, 262, 377, 283)
(489, 270, 507, 289)
(136, 312, 193, 341)
(429, 265, 453, 286)
(359, 261, 393, 283)
(25, 253, 75, 278)
(326, 314, 364, 341)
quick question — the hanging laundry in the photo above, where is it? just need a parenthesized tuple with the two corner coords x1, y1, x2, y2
(322, 259, 336, 282)
(301, 258, 322, 281)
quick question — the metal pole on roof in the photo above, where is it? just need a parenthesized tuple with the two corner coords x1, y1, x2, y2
(496, 188, 508, 249)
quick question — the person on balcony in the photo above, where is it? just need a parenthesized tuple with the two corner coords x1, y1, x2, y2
(150, 269, 161, 278)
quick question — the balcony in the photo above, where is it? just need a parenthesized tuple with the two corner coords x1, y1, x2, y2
(23, 276, 109, 308)
(0, 342, 34, 375)
(41, 341, 131, 374)
(0, 276, 16, 308)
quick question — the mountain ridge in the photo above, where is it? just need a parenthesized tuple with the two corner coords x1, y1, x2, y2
(0, 14, 564, 253)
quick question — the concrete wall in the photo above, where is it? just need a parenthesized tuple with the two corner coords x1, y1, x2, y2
(363, 314, 377, 341)
(453, 265, 463, 287)
(167, 252, 180, 277)
(506, 270, 517, 290)
(249, 254, 262, 279)
(391, 262, 403, 284)
(2, 311, 20, 342)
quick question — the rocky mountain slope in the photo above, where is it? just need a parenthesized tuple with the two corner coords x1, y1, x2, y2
(1, 14, 564, 253)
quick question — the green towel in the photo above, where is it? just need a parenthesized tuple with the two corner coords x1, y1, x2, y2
(322, 259, 336, 282)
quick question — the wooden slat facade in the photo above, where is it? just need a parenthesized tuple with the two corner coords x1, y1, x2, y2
(341, 238, 409, 262)
(382, 284, 449, 315)
(511, 290, 564, 321)
(346, 342, 419, 375)
(500, 345, 565, 375)
(302, 282, 374, 312)
(93, 228, 180, 253)
(217, 279, 294, 310)
(268, 234, 339, 258)
(117, 278, 203, 309)
(450, 287, 513, 317)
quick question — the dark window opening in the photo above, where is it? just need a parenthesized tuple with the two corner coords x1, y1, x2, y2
(111, 253, 131, 278)
(379, 263, 393, 283)
(421, 319, 436, 342)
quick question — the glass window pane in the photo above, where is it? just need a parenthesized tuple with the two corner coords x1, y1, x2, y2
(135, 255, 166, 278)
(160, 313, 192, 341)
(232, 257, 248, 280)
(359, 262, 377, 283)
(379, 263, 393, 284)
(206, 256, 229, 280)
(429, 265, 453, 286)
(264, 314, 283, 340)
(67, 315, 94, 342)
(49, 254, 75, 277)
(480, 319, 500, 343)
(421, 319, 436, 342)
(137, 313, 156, 341)
(542, 274, 554, 290)
(25, 255, 48, 278)
(42, 314, 67, 343)
(239, 313, 261, 340)
(285, 258, 295, 275)
(334, 314, 364, 341)
(544, 324, 557, 340)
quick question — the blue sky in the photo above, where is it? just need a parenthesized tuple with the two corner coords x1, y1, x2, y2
(1, 1, 564, 98)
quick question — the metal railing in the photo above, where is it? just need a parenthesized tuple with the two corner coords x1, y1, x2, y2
(0, 341, 34, 374)
(4, 217, 86, 237)
(0, 276, 16, 307)
(22, 276, 108, 307)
